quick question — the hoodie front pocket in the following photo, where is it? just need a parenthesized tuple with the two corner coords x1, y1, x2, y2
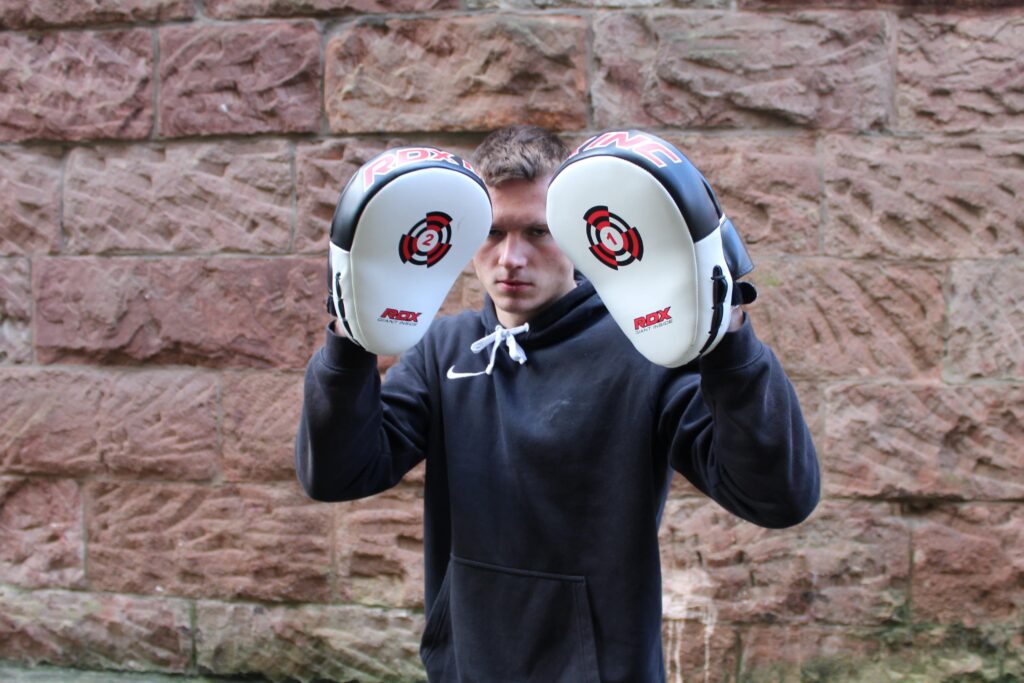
(449, 555, 601, 683)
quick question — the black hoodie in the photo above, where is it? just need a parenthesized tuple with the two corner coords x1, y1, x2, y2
(296, 281, 820, 682)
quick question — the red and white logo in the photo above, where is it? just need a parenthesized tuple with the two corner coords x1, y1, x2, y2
(399, 211, 452, 267)
(584, 206, 644, 270)
(379, 308, 422, 324)
(362, 148, 474, 190)
(574, 131, 682, 168)
(634, 307, 672, 332)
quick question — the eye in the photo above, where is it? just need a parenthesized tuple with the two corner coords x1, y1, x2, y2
(528, 226, 550, 238)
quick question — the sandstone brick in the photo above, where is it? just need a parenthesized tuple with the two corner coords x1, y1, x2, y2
(660, 499, 910, 626)
(731, 625, 880, 682)
(452, 270, 486, 313)
(662, 618, 739, 683)
(667, 134, 821, 255)
(325, 16, 588, 133)
(87, 481, 331, 602)
(722, 622, 1022, 682)
(0, 585, 191, 672)
(742, 0, 1019, 6)
(752, 258, 945, 379)
(0, 258, 32, 364)
(206, 0, 455, 18)
(910, 503, 1024, 625)
(791, 380, 825, 452)
(335, 482, 425, 608)
(897, 624, 1024, 683)
(0, 0, 192, 29)
(0, 31, 152, 142)
(195, 601, 424, 681)
(222, 371, 304, 481)
(34, 257, 323, 369)
(947, 261, 1024, 381)
(0, 369, 218, 480)
(823, 135, 1024, 259)
(0, 669, 207, 683)
(472, 0, 726, 6)
(0, 478, 83, 589)
(65, 141, 293, 255)
(593, 12, 890, 131)
(898, 14, 1024, 133)
(0, 147, 62, 255)
(295, 137, 403, 253)
(159, 22, 320, 138)
(825, 383, 1024, 501)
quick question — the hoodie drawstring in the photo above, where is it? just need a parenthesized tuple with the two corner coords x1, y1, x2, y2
(469, 323, 530, 376)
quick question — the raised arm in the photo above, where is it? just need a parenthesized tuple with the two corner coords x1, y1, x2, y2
(658, 315, 820, 528)
(295, 323, 432, 502)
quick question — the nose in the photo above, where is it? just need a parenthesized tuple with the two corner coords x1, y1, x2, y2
(497, 232, 528, 269)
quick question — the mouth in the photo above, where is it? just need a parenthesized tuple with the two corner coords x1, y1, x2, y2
(496, 280, 531, 292)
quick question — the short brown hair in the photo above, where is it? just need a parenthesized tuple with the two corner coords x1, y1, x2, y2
(472, 125, 569, 187)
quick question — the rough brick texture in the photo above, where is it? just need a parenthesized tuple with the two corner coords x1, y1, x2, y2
(221, 371, 305, 481)
(34, 257, 323, 369)
(898, 14, 1024, 134)
(1, 1, 1021, 680)
(668, 134, 821, 255)
(325, 16, 588, 133)
(0, 0, 192, 29)
(159, 22, 321, 138)
(0, 148, 62, 255)
(752, 258, 945, 380)
(64, 141, 293, 255)
(295, 137, 402, 252)
(0, 369, 218, 479)
(196, 601, 425, 681)
(947, 261, 1024, 381)
(661, 499, 910, 626)
(335, 482, 425, 608)
(0, 478, 83, 589)
(87, 482, 331, 602)
(593, 12, 891, 131)
(0, 31, 152, 142)
(743, 0, 1020, 6)
(824, 135, 1024, 259)
(207, 0, 457, 18)
(911, 504, 1024, 626)
(826, 383, 1024, 501)
(0, 586, 192, 672)
(0, 259, 32, 364)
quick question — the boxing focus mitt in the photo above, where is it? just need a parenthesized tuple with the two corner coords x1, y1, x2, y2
(546, 130, 756, 368)
(328, 147, 491, 356)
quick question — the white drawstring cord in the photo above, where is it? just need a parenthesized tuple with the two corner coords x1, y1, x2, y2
(469, 323, 530, 375)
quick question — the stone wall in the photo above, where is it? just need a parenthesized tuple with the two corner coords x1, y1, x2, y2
(0, 1, 1021, 681)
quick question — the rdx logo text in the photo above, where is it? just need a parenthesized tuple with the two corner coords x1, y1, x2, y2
(362, 148, 474, 190)
(380, 308, 421, 323)
(634, 307, 671, 330)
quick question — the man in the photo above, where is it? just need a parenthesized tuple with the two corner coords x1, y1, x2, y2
(296, 125, 820, 682)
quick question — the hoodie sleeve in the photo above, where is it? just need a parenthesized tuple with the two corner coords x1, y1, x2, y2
(657, 315, 821, 528)
(295, 324, 432, 502)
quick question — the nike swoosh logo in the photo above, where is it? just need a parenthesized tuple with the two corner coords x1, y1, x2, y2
(446, 365, 486, 380)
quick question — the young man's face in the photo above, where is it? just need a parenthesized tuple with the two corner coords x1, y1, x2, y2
(472, 176, 576, 328)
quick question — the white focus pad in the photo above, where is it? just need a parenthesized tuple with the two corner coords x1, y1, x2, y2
(333, 167, 491, 356)
(546, 156, 732, 367)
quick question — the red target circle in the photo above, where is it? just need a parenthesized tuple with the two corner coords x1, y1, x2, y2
(584, 206, 644, 270)
(399, 212, 453, 268)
